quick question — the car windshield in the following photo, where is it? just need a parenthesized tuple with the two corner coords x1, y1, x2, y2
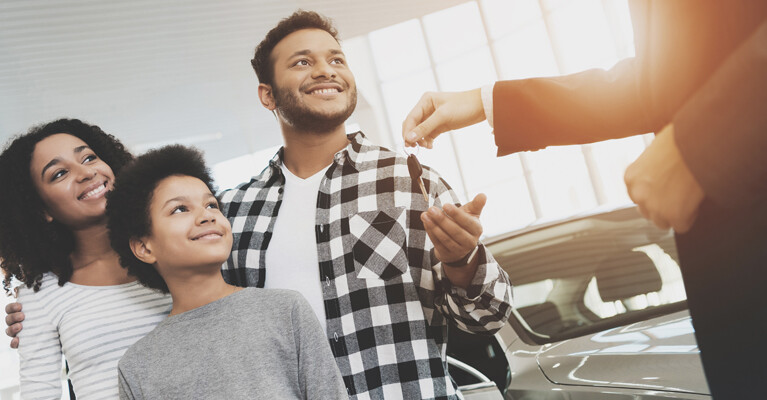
(488, 206, 687, 344)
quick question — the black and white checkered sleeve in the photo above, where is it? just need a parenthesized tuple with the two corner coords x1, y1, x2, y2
(425, 170, 513, 335)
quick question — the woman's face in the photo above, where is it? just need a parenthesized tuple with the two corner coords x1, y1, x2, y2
(29, 133, 115, 229)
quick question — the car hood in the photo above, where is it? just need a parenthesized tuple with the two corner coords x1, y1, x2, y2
(537, 310, 710, 395)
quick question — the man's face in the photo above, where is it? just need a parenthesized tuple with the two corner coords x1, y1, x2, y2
(265, 28, 357, 133)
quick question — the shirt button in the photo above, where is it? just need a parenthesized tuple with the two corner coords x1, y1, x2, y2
(334, 332, 339, 342)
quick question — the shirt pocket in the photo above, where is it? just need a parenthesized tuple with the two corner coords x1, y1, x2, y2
(349, 207, 409, 281)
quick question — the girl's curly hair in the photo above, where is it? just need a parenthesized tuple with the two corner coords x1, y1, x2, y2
(0, 118, 133, 293)
(106, 145, 216, 294)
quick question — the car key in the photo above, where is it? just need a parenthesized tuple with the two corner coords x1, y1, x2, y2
(407, 153, 429, 203)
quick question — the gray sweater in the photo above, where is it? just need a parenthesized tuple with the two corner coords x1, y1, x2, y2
(117, 287, 347, 399)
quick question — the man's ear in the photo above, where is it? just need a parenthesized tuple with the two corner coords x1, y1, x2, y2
(258, 83, 276, 111)
(129, 237, 156, 265)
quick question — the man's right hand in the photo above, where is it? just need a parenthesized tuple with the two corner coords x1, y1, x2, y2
(402, 88, 486, 148)
(5, 302, 23, 349)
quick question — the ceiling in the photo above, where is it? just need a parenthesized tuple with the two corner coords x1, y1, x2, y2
(0, 0, 466, 164)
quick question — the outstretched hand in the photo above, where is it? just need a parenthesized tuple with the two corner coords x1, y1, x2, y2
(421, 193, 486, 266)
(402, 89, 486, 149)
(625, 124, 705, 233)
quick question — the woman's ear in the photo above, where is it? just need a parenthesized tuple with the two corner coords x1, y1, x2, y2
(129, 237, 156, 265)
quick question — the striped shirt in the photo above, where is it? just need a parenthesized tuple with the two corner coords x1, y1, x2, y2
(17, 272, 172, 400)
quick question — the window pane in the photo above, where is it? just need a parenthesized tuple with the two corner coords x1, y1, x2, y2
(435, 46, 497, 91)
(416, 137, 467, 203)
(547, 0, 619, 74)
(368, 19, 431, 81)
(481, 0, 543, 40)
(524, 145, 597, 219)
(380, 68, 438, 144)
(452, 123, 524, 192)
(492, 19, 559, 79)
(481, 177, 537, 237)
(422, 2, 487, 63)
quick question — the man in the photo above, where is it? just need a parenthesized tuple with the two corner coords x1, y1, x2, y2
(219, 11, 511, 399)
(401, 1, 767, 398)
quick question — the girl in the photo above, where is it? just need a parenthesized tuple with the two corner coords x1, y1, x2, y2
(0, 119, 171, 399)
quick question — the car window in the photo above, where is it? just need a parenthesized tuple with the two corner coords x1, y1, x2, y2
(488, 207, 687, 344)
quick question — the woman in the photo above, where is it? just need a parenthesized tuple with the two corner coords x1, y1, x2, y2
(0, 119, 172, 399)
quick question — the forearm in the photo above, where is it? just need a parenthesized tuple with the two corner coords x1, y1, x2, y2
(493, 58, 652, 155)
(434, 245, 513, 334)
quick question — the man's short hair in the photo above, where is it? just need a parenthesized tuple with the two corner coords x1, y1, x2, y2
(251, 10, 340, 86)
(106, 145, 216, 293)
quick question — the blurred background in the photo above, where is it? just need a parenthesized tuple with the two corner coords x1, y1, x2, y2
(0, 0, 648, 398)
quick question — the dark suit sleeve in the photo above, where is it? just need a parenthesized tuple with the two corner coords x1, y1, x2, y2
(492, 58, 658, 156)
(673, 21, 767, 207)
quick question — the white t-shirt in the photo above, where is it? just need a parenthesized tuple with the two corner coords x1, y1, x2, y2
(264, 164, 330, 331)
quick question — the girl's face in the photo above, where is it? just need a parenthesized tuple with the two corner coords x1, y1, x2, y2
(29, 133, 115, 229)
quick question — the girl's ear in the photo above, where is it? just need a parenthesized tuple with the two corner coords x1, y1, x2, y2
(129, 237, 156, 265)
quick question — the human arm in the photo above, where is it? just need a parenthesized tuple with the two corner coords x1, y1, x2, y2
(291, 294, 347, 399)
(402, 57, 649, 155)
(402, 89, 486, 149)
(624, 20, 767, 232)
(16, 290, 64, 400)
(425, 174, 513, 335)
(4, 301, 24, 349)
(420, 194, 487, 289)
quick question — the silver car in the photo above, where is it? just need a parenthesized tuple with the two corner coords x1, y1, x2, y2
(451, 206, 710, 400)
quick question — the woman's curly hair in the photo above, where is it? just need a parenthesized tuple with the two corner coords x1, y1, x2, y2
(106, 145, 216, 294)
(0, 119, 133, 293)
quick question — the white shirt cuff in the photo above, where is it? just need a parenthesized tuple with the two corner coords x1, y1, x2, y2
(480, 84, 494, 131)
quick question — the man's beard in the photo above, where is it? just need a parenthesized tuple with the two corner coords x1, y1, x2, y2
(272, 82, 357, 134)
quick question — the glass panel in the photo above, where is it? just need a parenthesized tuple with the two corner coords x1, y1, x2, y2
(547, 0, 619, 74)
(492, 19, 559, 79)
(604, 0, 635, 58)
(451, 123, 524, 191)
(414, 135, 467, 203)
(380, 68, 438, 145)
(434, 46, 497, 91)
(212, 145, 281, 192)
(481, 0, 543, 40)
(480, 177, 537, 237)
(422, 2, 487, 63)
(524, 145, 597, 219)
(368, 19, 431, 82)
(489, 207, 686, 342)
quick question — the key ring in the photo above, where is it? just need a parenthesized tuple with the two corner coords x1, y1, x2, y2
(403, 144, 420, 157)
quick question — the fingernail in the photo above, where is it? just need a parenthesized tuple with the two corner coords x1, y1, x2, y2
(428, 207, 440, 216)
(421, 213, 431, 223)
(408, 132, 417, 141)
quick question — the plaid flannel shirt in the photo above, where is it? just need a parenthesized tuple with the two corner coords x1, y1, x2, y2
(219, 132, 513, 400)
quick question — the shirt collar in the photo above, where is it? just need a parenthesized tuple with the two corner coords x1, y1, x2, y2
(262, 131, 371, 182)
